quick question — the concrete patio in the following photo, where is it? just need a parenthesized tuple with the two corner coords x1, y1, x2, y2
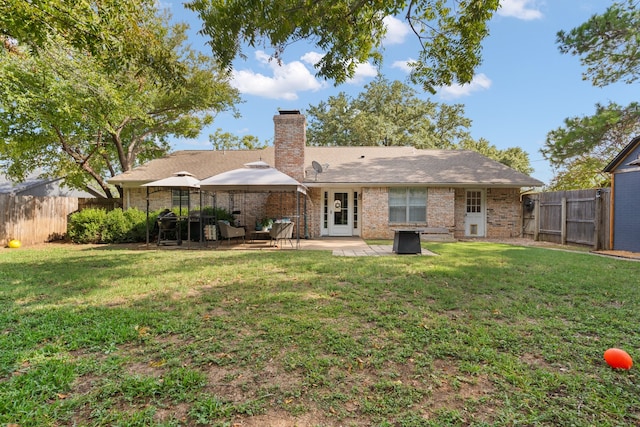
(182, 236, 437, 257)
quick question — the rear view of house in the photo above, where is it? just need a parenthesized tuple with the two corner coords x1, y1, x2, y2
(110, 110, 542, 240)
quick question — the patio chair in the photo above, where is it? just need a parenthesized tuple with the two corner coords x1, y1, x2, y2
(269, 222, 294, 248)
(218, 221, 245, 245)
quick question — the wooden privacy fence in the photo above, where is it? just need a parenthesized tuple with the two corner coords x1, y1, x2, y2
(529, 189, 610, 250)
(0, 194, 80, 247)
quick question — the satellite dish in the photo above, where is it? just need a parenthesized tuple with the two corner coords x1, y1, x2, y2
(312, 161, 323, 173)
(311, 160, 323, 181)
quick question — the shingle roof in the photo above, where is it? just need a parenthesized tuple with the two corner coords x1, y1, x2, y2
(302, 147, 542, 187)
(109, 148, 275, 186)
(109, 146, 543, 188)
(1, 173, 96, 197)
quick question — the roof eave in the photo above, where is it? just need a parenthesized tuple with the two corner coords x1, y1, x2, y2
(304, 181, 543, 188)
(604, 135, 640, 172)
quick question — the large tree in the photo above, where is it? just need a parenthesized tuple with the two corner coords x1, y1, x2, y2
(0, 0, 180, 81)
(0, 13, 240, 199)
(545, 1, 640, 189)
(186, 0, 500, 92)
(306, 78, 533, 174)
(209, 129, 267, 150)
(542, 102, 640, 189)
(556, 0, 640, 87)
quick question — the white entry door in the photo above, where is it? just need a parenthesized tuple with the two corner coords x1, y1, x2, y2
(464, 189, 486, 237)
(329, 190, 352, 236)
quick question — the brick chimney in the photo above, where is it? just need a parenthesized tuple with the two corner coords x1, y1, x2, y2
(274, 110, 306, 182)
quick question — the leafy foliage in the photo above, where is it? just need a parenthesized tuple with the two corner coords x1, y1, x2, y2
(0, 0, 181, 82)
(542, 102, 640, 190)
(68, 208, 148, 243)
(557, 1, 640, 87)
(549, 1, 640, 189)
(307, 78, 533, 174)
(0, 8, 240, 199)
(209, 128, 267, 150)
(187, 0, 500, 92)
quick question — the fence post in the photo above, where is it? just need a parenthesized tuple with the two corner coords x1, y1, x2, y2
(594, 189, 602, 250)
(533, 195, 540, 241)
(561, 197, 567, 245)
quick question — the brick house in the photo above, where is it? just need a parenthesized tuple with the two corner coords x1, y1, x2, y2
(109, 110, 542, 240)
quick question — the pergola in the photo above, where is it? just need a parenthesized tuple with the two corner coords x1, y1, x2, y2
(199, 161, 307, 247)
(141, 171, 201, 247)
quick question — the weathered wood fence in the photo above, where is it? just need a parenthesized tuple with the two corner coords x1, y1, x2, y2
(0, 194, 80, 246)
(1, 195, 122, 247)
(524, 189, 610, 250)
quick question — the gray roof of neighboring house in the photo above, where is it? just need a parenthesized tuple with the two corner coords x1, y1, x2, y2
(109, 146, 543, 188)
(0, 173, 96, 197)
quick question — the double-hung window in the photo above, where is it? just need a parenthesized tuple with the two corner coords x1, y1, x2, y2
(389, 188, 427, 223)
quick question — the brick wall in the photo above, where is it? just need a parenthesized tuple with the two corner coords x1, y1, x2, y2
(485, 188, 522, 238)
(427, 188, 455, 229)
(361, 187, 391, 239)
(453, 188, 522, 238)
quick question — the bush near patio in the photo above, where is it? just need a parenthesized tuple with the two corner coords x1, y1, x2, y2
(1, 242, 639, 426)
(67, 208, 148, 244)
(67, 207, 234, 244)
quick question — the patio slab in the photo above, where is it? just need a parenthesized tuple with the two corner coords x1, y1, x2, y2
(172, 237, 437, 256)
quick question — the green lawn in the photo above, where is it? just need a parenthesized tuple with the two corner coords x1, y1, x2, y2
(1, 242, 639, 426)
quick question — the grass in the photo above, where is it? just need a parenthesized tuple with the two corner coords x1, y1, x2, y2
(1, 242, 639, 426)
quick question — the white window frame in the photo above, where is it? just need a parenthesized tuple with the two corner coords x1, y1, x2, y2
(388, 187, 427, 223)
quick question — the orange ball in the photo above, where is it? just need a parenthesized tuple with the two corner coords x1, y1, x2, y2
(604, 348, 633, 370)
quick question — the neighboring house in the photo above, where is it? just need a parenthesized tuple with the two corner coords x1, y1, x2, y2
(109, 110, 542, 240)
(603, 136, 640, 252)
(1, 172, 96, 247)
(0, 173, 96, 198)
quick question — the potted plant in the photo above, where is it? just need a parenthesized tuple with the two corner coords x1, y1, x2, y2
(260, 218, 273, 231)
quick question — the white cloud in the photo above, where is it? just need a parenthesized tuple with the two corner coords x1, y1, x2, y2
(391, 59, 417, 74)
(438, 74, 492, 100)
(382, 16, 410, 45)
(498, 0, 543, 20)
(301, 51, 323, 66)
(347, 62, 379, 84)
(231, 51, 325, 100)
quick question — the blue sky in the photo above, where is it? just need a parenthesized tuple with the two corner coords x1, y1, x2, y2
(165, 0, 636, 186)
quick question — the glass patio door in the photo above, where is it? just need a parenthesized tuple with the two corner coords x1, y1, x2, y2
(329, 190, 352, 236)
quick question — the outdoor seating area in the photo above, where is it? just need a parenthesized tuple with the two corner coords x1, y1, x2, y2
(141, 162, 306, 249)
(218, 220, 245, 245)
(269, 221, 294, 248)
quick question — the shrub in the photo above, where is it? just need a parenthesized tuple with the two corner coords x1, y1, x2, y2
(68, 208, 149, 243)
(124, 209, 149, 242)
(67, 207, 233, 244)
(67, 209, 107, 243)
(101, 209, 129, 243)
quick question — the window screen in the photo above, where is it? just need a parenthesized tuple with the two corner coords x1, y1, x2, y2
(389, 188, 426, 223)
